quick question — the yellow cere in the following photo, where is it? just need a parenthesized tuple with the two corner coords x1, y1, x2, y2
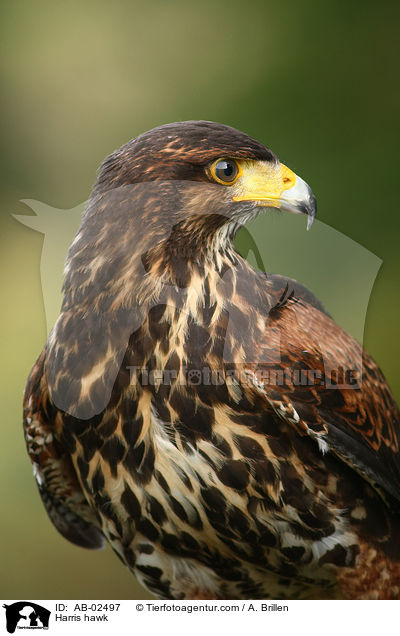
(232, 160, 297, 206)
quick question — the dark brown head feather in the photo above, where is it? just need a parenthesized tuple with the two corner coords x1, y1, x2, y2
(93, 120, 277, 196)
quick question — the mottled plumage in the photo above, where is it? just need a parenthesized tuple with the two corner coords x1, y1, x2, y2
(24, 121, 400, 599)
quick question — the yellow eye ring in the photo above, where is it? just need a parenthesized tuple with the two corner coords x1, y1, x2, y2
(210, 158, 241, 185)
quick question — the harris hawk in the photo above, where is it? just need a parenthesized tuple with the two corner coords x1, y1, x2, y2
(23, 121, 400, 600)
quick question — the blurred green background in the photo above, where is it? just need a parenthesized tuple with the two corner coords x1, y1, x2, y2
(1, 0, 399, 600)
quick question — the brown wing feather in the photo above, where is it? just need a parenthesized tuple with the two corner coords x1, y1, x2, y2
(254, 288, 400, 507)
(266, 273, 330, 317)
(23, 348, 105, 549)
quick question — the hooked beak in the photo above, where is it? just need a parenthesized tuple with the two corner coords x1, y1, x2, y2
(232, 161, 317, 230)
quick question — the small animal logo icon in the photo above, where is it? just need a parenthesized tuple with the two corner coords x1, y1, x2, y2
(2, 602, 50, 633)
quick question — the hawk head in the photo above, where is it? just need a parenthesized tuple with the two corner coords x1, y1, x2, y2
(92, 120, 316, 250)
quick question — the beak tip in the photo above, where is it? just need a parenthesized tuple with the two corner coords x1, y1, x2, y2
(279, 173, 317, 230)
(306, 192, 317, 230)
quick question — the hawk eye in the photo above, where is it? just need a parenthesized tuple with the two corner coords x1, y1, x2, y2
(211, 159, 240, 185)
